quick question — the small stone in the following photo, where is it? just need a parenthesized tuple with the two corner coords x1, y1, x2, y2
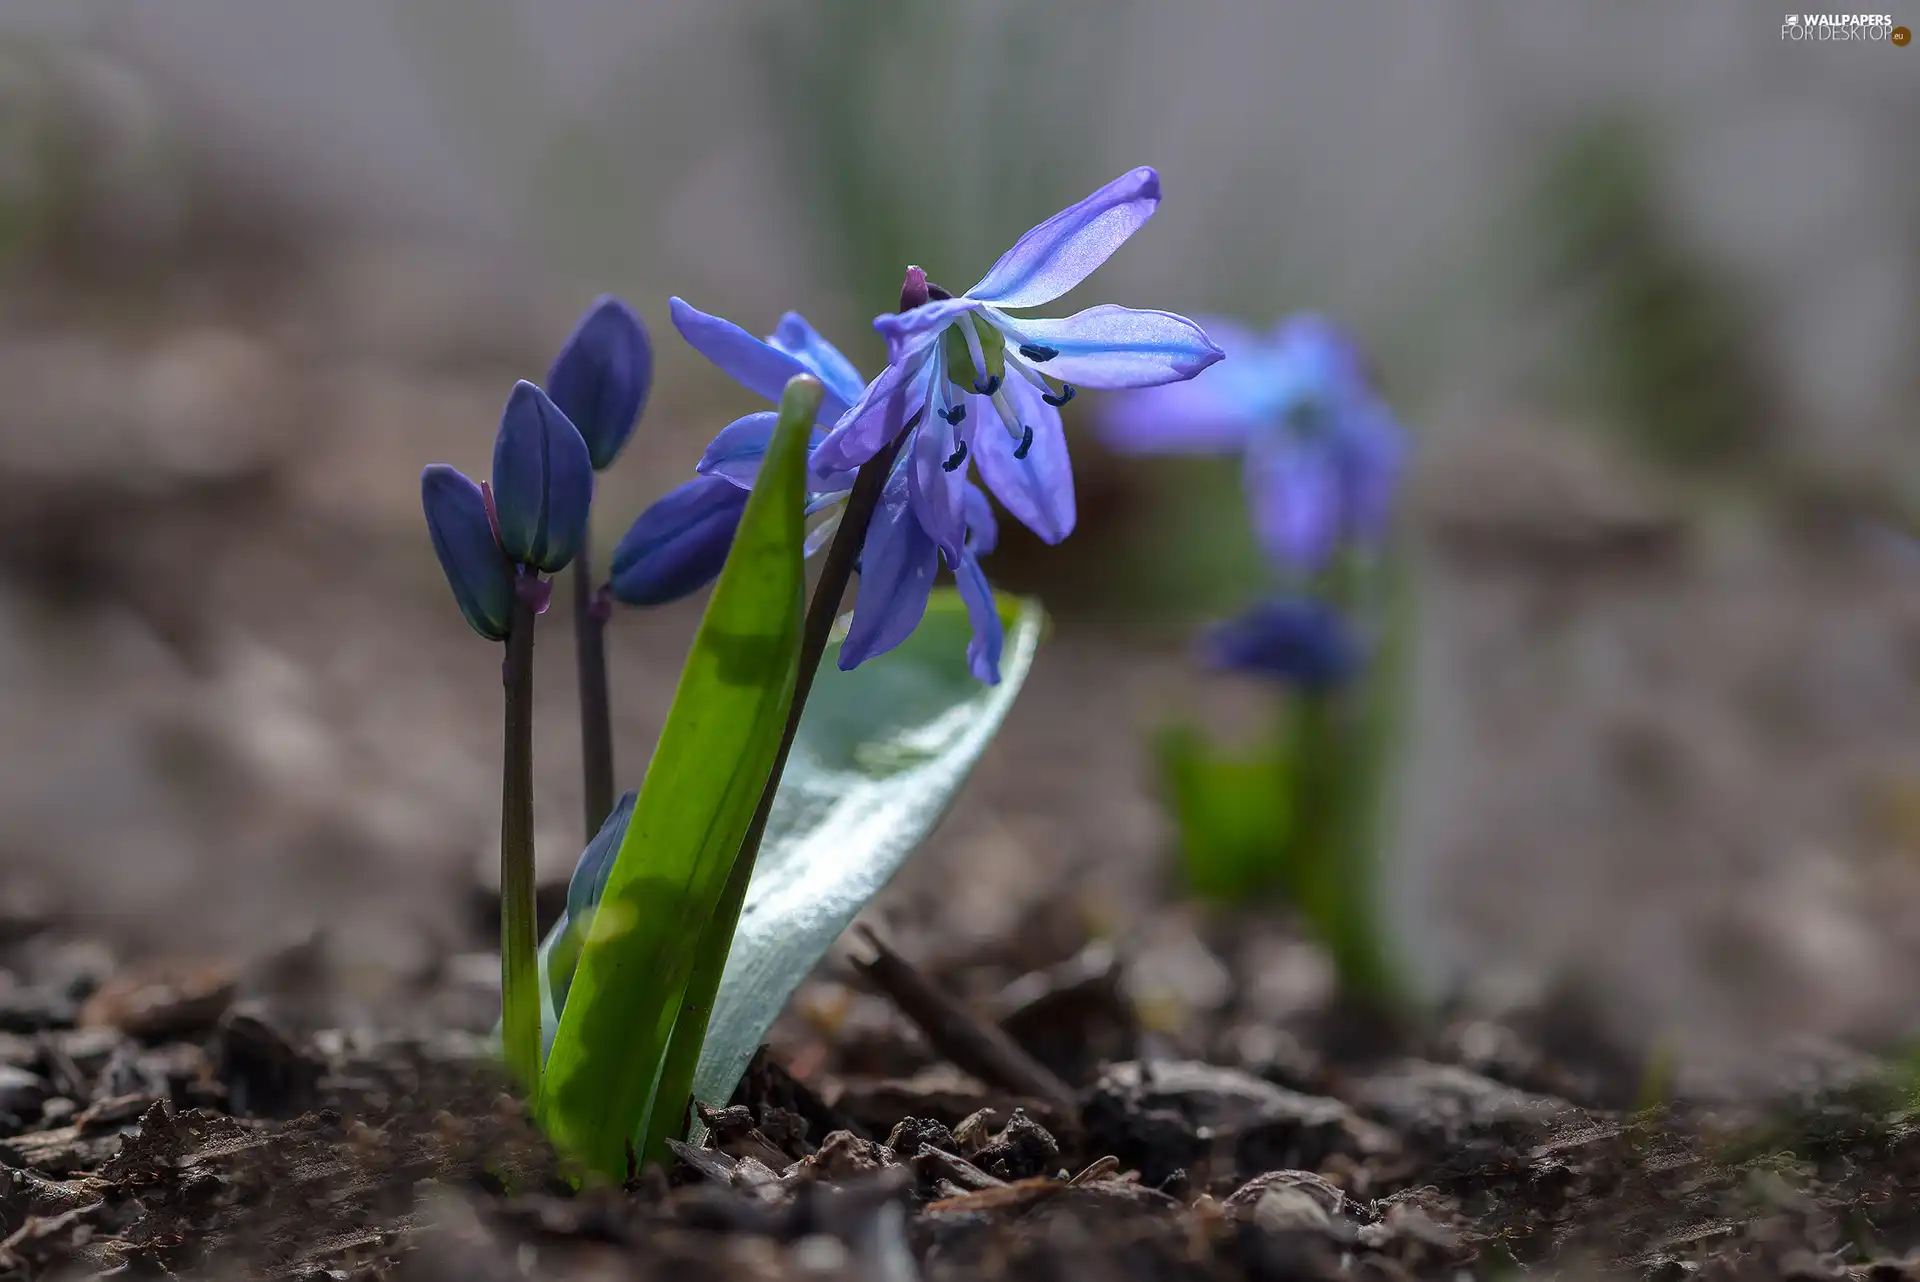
(791, 1234, 850, 1275)
(0, 978, 78, 1033)
(0, 1064, 51, 1116)
(1254, 1187, 1333, 1234)
(1225, 1169, 1354, 1221)
(1083, 1061, 1396, 1185)
(1352, 1060, 1577, 1151)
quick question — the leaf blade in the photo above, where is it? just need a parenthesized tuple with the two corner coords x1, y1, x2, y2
(537, 378, 816, 1182)
(689, 590, 1046, 1110)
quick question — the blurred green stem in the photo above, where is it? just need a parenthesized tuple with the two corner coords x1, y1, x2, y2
(639, 417, 908, 1164)
(572, 533, 615, 839)
(501, 590, 543, 1105)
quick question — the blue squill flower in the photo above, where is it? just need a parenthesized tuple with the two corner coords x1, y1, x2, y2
(421, 379, 595, 637)
(635, 303, 1009, 683)
(545, 296, 653, 471)
(812, 167, 1224, 563)
(1200, 598, 1361, 690)
(1102, 314, 1405, 575)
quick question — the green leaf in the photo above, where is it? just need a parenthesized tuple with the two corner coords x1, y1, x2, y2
(1155, 724, 1294, 904)
(537, 377, 817, 1183)
(689, 590, 1046, 1111)
(530, 590, 1047, 1135)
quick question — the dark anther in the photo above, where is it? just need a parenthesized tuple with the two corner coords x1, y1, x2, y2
(973, 374, 1002, 396)
(1013, 425, 1034, 460)
(1042, 383, 1077, 407)
(938, 404, 967, 426)
(926, 282, 953, 300)
(942, 442, 970, 472)
(1018, 344, 1059, 363)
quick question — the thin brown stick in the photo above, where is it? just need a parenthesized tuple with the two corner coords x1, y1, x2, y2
(851, 925, 1079, 1123)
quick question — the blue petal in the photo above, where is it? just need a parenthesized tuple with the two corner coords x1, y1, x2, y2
(696, 411, 842, 490)
(670, 297, 851, 421)
(972, 377, 1075, 545)
(1097, 313, 1269, 454)
(1332, 400, 1408, 544)
(1271, 313, 1370, 390)
(965, 167, 1162, 309)
(840, 466, 938, 671)
(951, 551, 1005, 685)
(421, 464, 515, 641)
(564, 789, 639, 923)
(1247, 438, 1342, 574)
(962, 483, 998, 558)
(908, 410, 969, 562)
(491, 380, 595, 573)
(546, 296, 652, 471)
(1200, 599, 1361, 690)
(813, 342, 939, 475)
(768, 312, 868, 408)
(607, 475, 749, 606)
(873, 297, 981, 353)
(992, 305, 1225, 391)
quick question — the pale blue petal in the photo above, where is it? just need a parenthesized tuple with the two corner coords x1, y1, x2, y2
(951, 552, 1004, 685)
(670, 297, 851, 420)
(840, 466, 939, 671)
(962, 483, 998, 558)
(813, 341, 939, 474)
(873, 297, 980, 353)
(966, 167, 1162, 309)
(992, 305, 1225, 391)
(696, 411, 839, 490)
(768, 312, 868, 408)
(1271, 313, 1369, 388)
(1099, 375, 1262, 455)
(1098, 313, 1272, 454)
(908, 406, 969, 561)
(1247, 438, 1341, 574)
(972, 376, 1075, 545)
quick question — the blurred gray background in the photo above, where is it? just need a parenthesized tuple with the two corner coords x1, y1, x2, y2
(1, 0, 1918, 1091)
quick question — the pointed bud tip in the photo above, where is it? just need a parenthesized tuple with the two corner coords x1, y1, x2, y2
(899, 266, 930, 313)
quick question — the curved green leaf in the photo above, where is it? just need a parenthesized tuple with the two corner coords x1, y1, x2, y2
(691, 590, 1046, 1109)
(532, 590, 1046, 1121)
(538, 377, 816, 1182)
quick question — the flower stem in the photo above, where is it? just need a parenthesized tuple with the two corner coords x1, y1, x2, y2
(572, 531, 616, 839)
(501, 588, 543, 1107)
(638, 427, 909, 1161)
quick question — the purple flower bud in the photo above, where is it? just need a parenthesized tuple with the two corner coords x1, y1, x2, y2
(1200, 599, 1361, 690)
(546, 296, 653, 471)
(607, 475, 749, 606)
(421, 464, 515, 641)
(899, 266, 930, 312)
(490, 380, 595, 573)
